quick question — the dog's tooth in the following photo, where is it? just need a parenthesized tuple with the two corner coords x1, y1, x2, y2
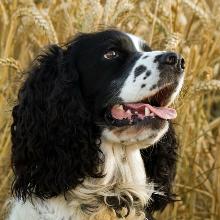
(126, 109, 131, 114)
(119, 105, 124, 110)
(115, 104, 123, 110)
(144, 107, 150, 116)
(135, 111, 138, 114)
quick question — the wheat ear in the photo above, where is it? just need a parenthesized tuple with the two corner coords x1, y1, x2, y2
(13, 7, 58, 44)
(0, 58, 22, 72)
(165, 33, 182, 51)
(111, 0, 133, 24)
(192, 80, 220, 93)
(182, 0, 211, 24)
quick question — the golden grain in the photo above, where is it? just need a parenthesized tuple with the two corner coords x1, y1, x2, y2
(165, 32, 182, 51)
(192, 80, 220, 93)
(13, 7, 58, 44)
(103, 0, 119, 25)
(0, 58, 22, 72)
(111, 0, 133, 24)
(182, 0, 211, 24)
(0, 1, 220, 220)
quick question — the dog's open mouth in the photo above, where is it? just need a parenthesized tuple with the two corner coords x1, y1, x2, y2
(105, 84, 177, 127)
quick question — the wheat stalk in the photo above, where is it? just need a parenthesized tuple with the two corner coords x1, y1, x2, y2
(165, 32, 182, 51)
(111, 0, 133, 24)
(75, 0, 87, 30)
(4, 6, 58, 57)
(83, 0, 103, 32)
(13, 7, 58, 43)
(141, 4, 169, 35)
(51, 2, 74, 40)
(0, 1, 8, 25)
(28, 33, 43, 48)
(0, 58, 22, 72)
(103, 0, 118, 25)
(192, 80, 220, 93)
(182, 0, 212, 24)
(149, 0, 159, 45)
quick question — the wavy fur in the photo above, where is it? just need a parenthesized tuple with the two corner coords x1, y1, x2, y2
(11, 44, 104, 201)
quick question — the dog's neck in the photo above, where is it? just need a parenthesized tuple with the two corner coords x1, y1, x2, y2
(67, 138, 156, 219)
(100, 138, 147, 186)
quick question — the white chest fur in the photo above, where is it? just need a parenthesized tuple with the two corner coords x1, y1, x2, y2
(66, 138, 156, 219)
(8, 139, 156, 220)
(100, 139, 147, 185)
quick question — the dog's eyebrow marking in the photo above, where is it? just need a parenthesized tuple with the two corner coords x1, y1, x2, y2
(134, 65, 147, 80)
(126, 33, 143, 52)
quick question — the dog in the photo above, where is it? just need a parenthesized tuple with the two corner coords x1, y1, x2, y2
(8, 29, 184, 220)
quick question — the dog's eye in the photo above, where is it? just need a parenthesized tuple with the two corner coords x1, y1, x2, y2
(104, 50, 119, 60)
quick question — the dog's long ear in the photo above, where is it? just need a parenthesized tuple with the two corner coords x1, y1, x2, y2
(11, 43, 103, 201)
(140, 122, 178, 213)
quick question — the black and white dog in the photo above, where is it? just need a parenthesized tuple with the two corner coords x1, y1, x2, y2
(9, 29, 184, 220)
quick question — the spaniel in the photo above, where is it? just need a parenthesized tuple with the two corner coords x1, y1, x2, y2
(8, 29, 184, 220)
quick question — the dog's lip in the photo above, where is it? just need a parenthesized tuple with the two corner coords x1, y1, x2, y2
(109, 83, 176, 108)
(140, 83, 176, 107)
(104, 114, 165, 127)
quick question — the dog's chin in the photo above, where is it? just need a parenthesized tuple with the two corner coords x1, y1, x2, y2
(102, 119, 169, 148)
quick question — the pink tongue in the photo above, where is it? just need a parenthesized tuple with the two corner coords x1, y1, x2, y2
(126, 103, 177, 120)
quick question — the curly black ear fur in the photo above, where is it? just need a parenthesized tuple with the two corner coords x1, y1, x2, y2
(11, 43, 103, 201)
(141, 122, 178, 214)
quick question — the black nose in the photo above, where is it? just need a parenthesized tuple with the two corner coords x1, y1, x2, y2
(159, 52, 185, 70)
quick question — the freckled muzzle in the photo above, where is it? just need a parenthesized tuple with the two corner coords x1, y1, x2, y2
(103, 51, 185, 128)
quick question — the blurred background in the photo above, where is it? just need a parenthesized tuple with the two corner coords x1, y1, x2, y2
(0, 0, 220, 219)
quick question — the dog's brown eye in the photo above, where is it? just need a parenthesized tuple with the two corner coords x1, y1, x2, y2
(104, 50, 119, 60)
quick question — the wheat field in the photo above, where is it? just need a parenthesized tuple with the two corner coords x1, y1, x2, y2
(0, 0, 220, 219)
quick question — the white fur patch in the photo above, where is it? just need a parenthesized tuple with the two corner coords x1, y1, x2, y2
(119, 51, 166, 103)
(102, 121, 169, 147)
(166, 74, 185, 106)
(126, 33, 143, 52)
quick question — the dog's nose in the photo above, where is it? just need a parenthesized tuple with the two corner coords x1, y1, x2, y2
(159, 52, 185, 70)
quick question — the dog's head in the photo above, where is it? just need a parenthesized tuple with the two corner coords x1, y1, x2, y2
(69, 30, 184, 145)
(11, 29, 184, 200)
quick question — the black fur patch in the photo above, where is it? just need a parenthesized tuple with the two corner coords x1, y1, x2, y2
(150, 84, 157, 90)
(141, 123, 178, 214)
(142, 55, 149, 59)
(134, 65, 147, 79)
(154, 54, 162, 63)
(146, 70, 151, 77)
